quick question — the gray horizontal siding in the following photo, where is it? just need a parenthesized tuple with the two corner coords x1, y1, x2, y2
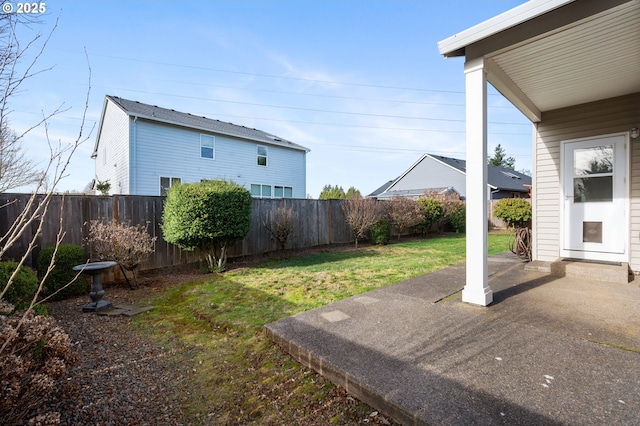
(389, 156, 466, 197)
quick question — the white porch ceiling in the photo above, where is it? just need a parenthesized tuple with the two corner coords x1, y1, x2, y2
(487, 1, 640, 117)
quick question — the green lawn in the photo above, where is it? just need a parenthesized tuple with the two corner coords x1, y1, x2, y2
(137, 233, 510, 424)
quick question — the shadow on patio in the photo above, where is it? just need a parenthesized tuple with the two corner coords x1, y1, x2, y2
(266, 253, 640, 425)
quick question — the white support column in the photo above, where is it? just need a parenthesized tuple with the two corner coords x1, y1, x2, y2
(462, 57, 492, 306)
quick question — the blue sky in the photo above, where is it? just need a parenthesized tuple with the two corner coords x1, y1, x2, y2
(9, 0, 530, 197)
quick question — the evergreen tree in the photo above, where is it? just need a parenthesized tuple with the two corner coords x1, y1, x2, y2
(488, 144, 516, 169)
(346, 186, 362, 199)
(319, 184, 346, 199)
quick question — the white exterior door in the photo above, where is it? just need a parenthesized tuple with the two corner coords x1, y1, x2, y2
(561, 134, 627, 262)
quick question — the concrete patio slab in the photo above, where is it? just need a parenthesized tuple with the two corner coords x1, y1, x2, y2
(265, 253, 640, 425)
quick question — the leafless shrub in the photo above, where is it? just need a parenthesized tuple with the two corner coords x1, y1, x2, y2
(0, 124, 44, 193)
(0, 302, 77, 425)
(0, 12, 91, 426)
(85, 220, 157, 289)
(263, 205, 298, 250)
(342, 198, 384, 248)
(385, 196, 425, 240)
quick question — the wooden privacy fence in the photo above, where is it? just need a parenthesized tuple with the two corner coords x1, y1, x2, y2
(0, 194, 353, 272)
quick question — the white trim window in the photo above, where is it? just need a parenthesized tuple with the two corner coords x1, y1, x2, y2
(201, 134, 215, 159)
(251, 183, 272, 198)
(160, 176, 181, 196)
(257, 145, 268, 166)
(274, 185, 293, 198)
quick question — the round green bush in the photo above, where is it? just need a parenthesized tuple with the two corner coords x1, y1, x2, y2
(0, 261, 38, 308)
(37, 244, 87, 301)
(494, 198, 532, 228)
(369, 219, 391, 245)
(162, 179, 252, 272)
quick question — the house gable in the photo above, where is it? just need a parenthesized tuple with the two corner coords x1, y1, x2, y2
(379, 153, 530, 200)
(385, 154, 467, 197)
(93, 97, 131, 194)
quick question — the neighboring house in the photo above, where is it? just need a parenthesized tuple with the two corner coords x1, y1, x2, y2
(92, 95, 310, 197)
(367, 179, 395, 198)
(438, 0, 640, 305)
(369, 154, 531, 200)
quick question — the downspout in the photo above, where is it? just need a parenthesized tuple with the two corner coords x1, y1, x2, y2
(131, 116, 137, 194)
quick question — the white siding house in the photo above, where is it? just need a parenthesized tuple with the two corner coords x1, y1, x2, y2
(371, 153, 530, 200)
(438, 0, 640, 305)
(92, 96, 309, 197)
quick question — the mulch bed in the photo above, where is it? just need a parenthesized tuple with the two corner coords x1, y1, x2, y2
(42, 276, 193, 425)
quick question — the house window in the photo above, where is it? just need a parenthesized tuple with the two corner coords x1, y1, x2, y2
(201, 134, 215, 159)
(251, 183, 272, 198)
(160, 176, 181, 196)
(257, 145, 268, 166)
(274, 186, 293, 198)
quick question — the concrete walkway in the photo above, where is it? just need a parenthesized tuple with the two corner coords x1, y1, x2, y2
(265, 253, 640, 425)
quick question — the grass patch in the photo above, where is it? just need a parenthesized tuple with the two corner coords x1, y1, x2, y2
(136, 233, 510, 424)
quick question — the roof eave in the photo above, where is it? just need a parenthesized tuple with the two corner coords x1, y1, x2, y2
(437, 0, 576, 57)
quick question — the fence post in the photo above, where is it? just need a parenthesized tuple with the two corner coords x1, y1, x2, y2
(328, 199, 333, 245)
(112, 194, 119, 224)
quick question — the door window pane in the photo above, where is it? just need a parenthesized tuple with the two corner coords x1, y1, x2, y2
(574, 176, 612, 202)
(574, 146, 613, 175)
(573, 145, 614, 203)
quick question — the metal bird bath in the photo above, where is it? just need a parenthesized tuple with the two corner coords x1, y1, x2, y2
(73, 261, 117, 312)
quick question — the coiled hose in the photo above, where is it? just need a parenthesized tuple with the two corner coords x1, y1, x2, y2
(509, 227, 531, 261)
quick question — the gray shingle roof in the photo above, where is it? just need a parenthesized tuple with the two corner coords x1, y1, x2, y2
(429, 154, 531, 192)
(373, 153, 532, 198)
(104, 95, 310, 152)
(367, 180, 395, 197)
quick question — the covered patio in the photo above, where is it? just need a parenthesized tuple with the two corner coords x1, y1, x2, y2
(437, 0, 640, 305)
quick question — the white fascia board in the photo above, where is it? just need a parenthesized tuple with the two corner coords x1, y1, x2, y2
(437, 0, 576, 57)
